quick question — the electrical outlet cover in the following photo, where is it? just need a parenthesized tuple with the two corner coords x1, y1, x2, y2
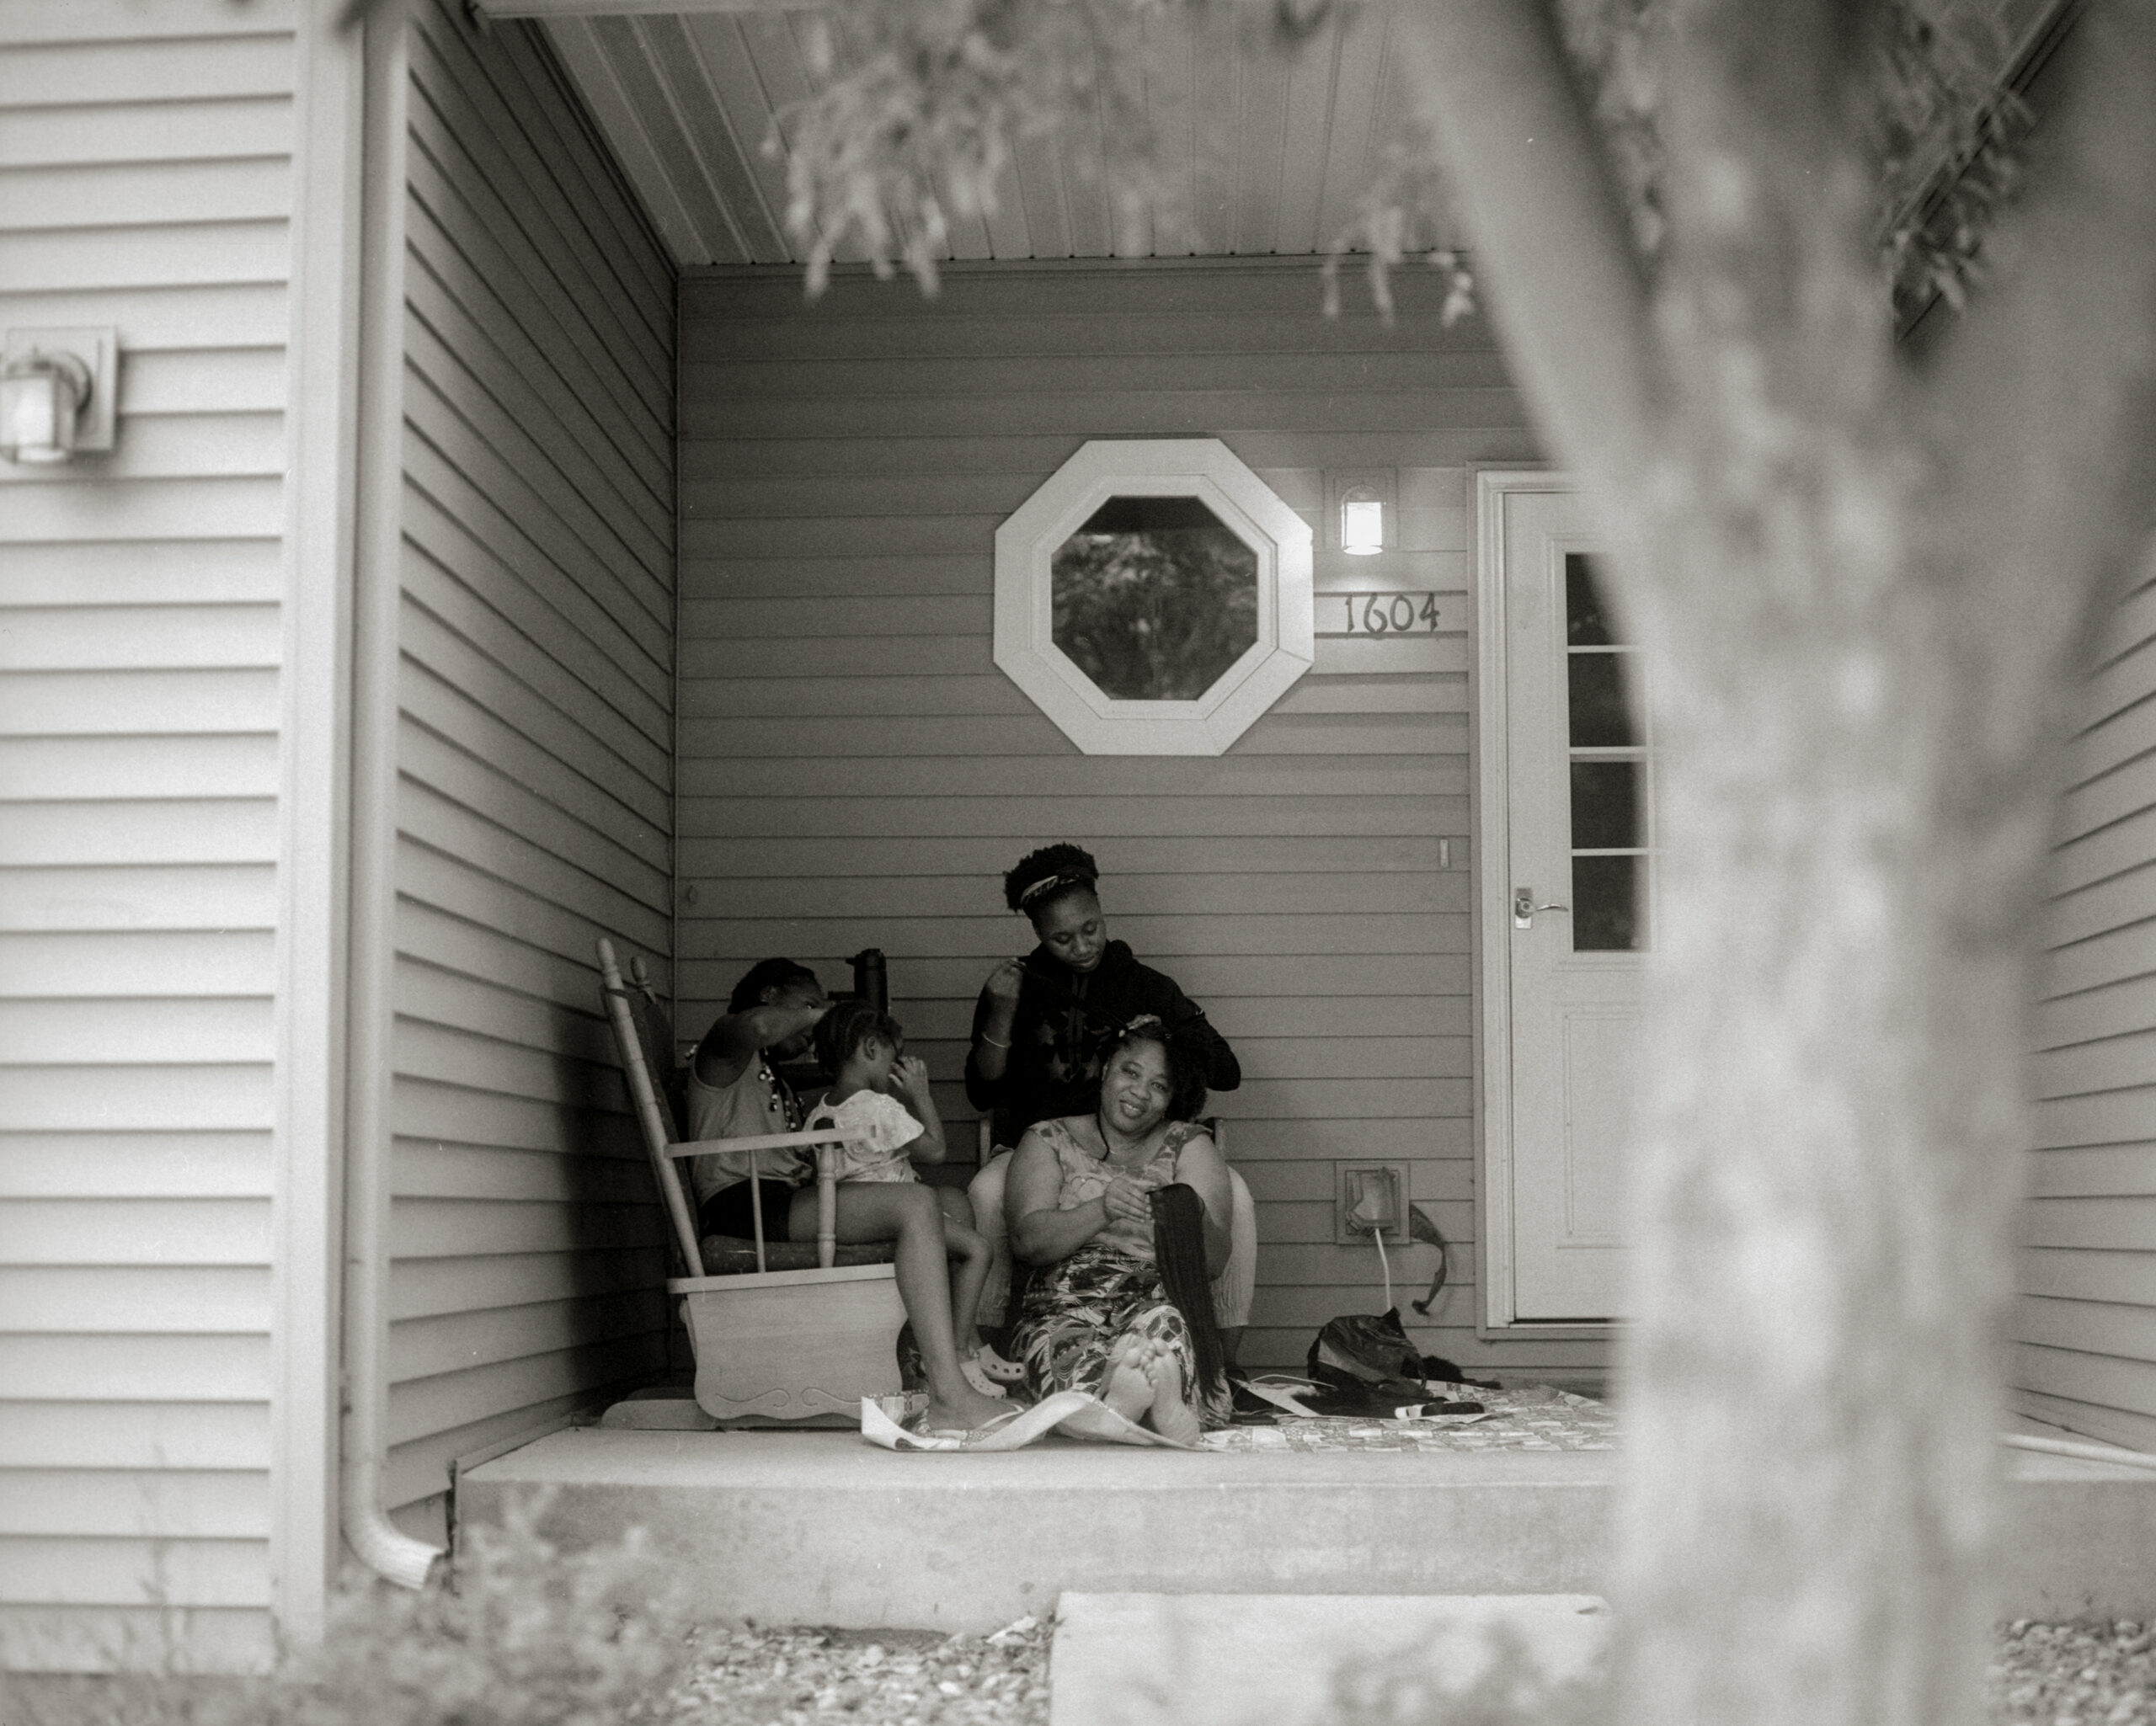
(1334, 1161, 1412, 1244)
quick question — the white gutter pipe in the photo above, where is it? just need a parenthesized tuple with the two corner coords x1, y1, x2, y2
(2001, 1432, 2156, 1473)
(340, 0, 440, 1592)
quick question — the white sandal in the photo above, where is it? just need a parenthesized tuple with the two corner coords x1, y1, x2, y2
(974, 1344, 1026, 1384)
(960, 1357, 1010, 1398)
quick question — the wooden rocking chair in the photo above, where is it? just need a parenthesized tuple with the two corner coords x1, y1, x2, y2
(597, 938, 903, 1425)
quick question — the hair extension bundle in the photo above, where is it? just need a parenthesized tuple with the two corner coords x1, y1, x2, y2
(1149, 1181, 1225, 1399)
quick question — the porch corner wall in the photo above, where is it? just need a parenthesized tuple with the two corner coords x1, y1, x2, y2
(673, 259, 1608, 1380)
(0, 0, 298, 1673)
(378, 0, 678, 1537)
(2020, 546, 2156, 1451)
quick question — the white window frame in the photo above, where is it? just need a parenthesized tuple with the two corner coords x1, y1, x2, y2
(993, 438, 1314, 755)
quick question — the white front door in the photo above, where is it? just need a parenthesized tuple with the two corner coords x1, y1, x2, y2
(1478, 479, 1652, 1321)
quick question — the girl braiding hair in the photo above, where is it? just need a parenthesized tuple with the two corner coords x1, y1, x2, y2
(968, 841, 1241, 1148)
(1148, 1182, 1226, 1401)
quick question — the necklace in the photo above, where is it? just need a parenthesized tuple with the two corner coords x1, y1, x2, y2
(1092, 1111, 1151, 1167)
(760, 1053, 802, 1131)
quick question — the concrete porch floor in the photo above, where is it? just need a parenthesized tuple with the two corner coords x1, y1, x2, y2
(454, 1424, 2156, 1631)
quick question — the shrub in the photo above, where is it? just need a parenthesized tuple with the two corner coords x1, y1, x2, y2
(3, 1492, 694, 1726)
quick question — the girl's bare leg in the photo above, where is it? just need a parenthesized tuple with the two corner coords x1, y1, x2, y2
(796, 1183, 1006, 1431)
(943, 1223, 993, 1347)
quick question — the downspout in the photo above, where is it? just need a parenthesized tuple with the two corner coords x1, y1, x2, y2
(341, 0, 440, 1591)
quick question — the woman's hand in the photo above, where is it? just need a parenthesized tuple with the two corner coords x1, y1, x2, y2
(972, 959, 1026, 1083)
(982, 957, 1027, 1010)
(1100, 1174, 1153, 1231)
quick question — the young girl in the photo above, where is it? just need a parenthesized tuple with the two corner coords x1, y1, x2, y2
(690, 962, 1007, 1435)
(808, 1000, 1020, 1400)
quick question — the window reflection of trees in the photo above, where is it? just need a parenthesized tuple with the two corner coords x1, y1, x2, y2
(1050, 497, 1259, 701)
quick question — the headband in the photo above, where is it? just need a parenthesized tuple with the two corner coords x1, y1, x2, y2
(1016, 868, 1097, 911)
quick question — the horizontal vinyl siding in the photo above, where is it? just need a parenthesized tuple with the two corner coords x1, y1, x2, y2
(2019, 558, 2156, 1452)
(0, 0, 293, 1673)
(676, 260, 1602, 1377)
(385, 0, 675, 1532)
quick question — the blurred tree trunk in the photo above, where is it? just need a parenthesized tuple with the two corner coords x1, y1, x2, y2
(1401, 4, 2156, 1723)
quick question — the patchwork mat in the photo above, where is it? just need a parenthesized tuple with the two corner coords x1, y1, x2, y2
(1198, 1385, 1614, 1454)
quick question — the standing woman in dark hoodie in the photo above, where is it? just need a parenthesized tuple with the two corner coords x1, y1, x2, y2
(965, 844, 1241, 1149)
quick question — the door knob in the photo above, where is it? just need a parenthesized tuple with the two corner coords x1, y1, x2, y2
(1513, 887, 1570, 929)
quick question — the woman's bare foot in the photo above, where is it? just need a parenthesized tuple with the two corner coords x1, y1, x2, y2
(921, 1383, 1012, 1433)
(1142, 1346, 1203, 1445)
(1099, 1335, 1155, 1425)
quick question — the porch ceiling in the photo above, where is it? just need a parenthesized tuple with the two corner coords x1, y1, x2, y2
(488, 0, 2060, 276)
(484, 2, 1445, 269)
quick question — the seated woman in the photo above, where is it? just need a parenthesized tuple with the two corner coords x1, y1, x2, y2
(689, 957, 1009, 1434)
(965, 844, 1240, 1151)
(1004, 1017, 1235, 1442)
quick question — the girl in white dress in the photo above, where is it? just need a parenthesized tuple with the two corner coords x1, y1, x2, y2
(808, 1000, 1016, 1398)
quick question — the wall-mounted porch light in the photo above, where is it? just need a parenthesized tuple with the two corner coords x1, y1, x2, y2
(1325, 467, 1396, 557)
(1340, 486, 1385, 556)
(2, 328, 117, 465)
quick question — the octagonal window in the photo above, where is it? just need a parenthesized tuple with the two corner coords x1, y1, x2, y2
(1050, 496, 1260, 701)
(995, 439, 1315, 755)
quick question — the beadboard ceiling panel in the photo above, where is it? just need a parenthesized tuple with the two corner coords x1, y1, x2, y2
(508, 0, 2066, 271)
(535, 4, 1446, 268)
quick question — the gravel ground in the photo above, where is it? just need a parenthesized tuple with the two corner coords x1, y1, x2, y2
(7, 1613, 2148, 1723)
(654, 1616, 2153, 1726)
(1991, 1621, 2156, 1725)
(664, 1616, 1053, 1726)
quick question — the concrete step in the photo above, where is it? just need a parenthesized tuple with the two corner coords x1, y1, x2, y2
(454, 1426, 2156, 1630)
(1047, 1592, 1609, 1726)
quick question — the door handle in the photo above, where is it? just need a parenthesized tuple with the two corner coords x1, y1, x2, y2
(1513, 887, 1570, 929)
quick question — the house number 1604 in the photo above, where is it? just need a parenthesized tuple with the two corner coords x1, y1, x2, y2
(1336, 592, 1443, 635)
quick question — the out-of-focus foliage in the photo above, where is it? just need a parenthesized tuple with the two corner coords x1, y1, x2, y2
(777, 0, 1166, 296)
(1553, 0, 2030, 310)
(3, 1495, 693, 1726)
(1318, 1619, 1610, 1726)
(1051, 512, 1259, 701)
(776, 0, 2032, 318)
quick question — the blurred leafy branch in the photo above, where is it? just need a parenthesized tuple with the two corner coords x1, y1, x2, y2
(763, 0, 2032, 321)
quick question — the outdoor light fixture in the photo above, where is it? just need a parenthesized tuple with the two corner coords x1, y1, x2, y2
(3, 350, 91, 463)
(2, 329, 117, 465)
(1340, 486, 1385, 555)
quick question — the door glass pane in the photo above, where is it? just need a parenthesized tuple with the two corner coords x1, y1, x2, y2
(1570, 760, 1640, 850)
(1564, 551, 1651, 953)
(1572, 855, 1642, 951)
(1567, 653, 1637, 748)
(1566, 552, 1617, 645)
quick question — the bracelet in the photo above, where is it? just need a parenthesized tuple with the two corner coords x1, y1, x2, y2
(979, 1031, 1011, 1049)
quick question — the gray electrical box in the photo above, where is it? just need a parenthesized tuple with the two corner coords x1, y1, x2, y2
(1334, 1161, 1412, 1244)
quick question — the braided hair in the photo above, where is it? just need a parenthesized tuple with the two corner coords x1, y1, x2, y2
(813, 997, 902, 1076)
(1150, 1182, 1226, 1403)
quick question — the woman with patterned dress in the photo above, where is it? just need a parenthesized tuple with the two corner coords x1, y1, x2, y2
(1004, 1018, 1235, 1442)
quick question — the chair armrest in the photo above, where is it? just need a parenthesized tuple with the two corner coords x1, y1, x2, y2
(664, 1129, 852, 1272)
(661, 1129, 849, 1160)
